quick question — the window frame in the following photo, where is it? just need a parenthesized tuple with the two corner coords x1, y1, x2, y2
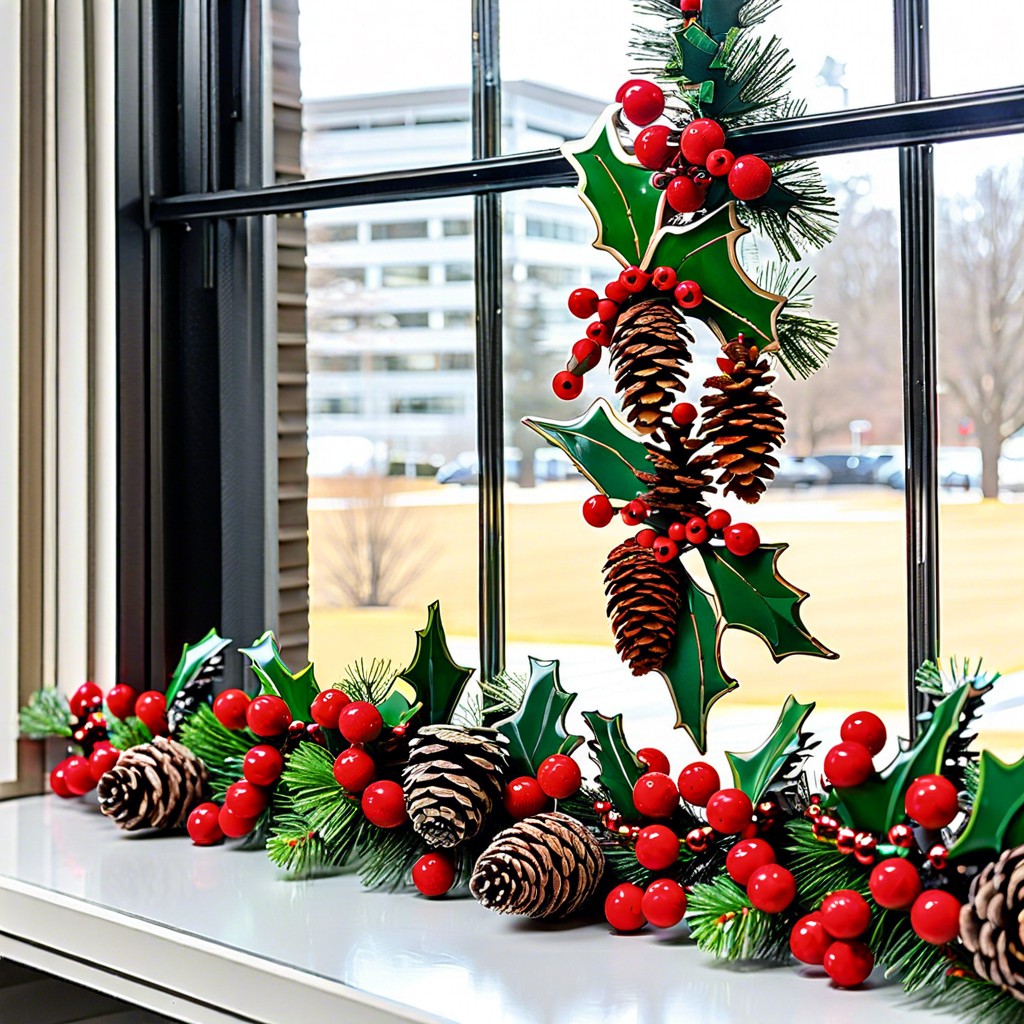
(117, 0, 1024, 728)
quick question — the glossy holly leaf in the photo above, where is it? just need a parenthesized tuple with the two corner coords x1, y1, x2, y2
(582, 710, 645, 822)
(562, 105, 666, 267)
(726, 695, 815, 803)
(399, 602, 474, 725)
(165, 628, 232, 707)
(523, 399, 650, 502)
(376, 680, 423, 728)
(239, 632, 319, 723)
(833, 686, 970, 835)
(700, 1, 747, 40)
(657, 571, 737, 754)
(642, 205, 786, 347)
(949, 751, 1024, 859)
(495, 658, 584, 775)
(672, 24, 763, 119)
(699, 543, 836, 662)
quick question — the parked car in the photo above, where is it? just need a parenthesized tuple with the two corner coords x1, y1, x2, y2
(813, 453, 883, 485)
(881, 446, 982, 490)
(773, 455, 831, 488)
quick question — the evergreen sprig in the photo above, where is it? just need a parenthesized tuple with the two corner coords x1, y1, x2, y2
(19, 689, 73, 739)
(739, 161, 838, 258)
(341, 659, 397, 704)
(480, 671, 528, 725)
(107, 716, 153, 752)
(756, 262, 838, 378)
(871, 909, 950, 993)
(686, 875, 791, 960)
(786, 818, 868, 905)
(923, 973, 1024, 1024)
(177, 703, 257, 801)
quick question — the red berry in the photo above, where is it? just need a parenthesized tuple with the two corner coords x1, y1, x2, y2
(728, 155, 773, 201)
(706, 509, 731, 532)
(723, 522, 760, 557)
(310, 689, 351, 729)
(666, 175, 705, 213)
(218, 804, 258, 839)
(680, 0, 702, 12)
(226, 779, 270, 819)
(70, 682, 104, 718)
(634, 125, 677, 170)
(869, 857, 922, 910)
(338, 701, 384, 745)
(651, 266, 678, 291)
(717, 356, 737, 375)
(910, 890, 961, 945)
(667, 522, 686, 542)
(552, 369, 584, 400)
(652, 536, 679, 563)
(605, 278, 629, 304)
(790, 913, 832, 965)
(213, 689, 251, 730)
(680, 118, 726, 165)
(642, 879, 687, 928)
(537, 754, 582, 799)
(604, 883, 647, 931)
(413, 852, 456, 898)
(105, 684, 138, 721)
(619, 267, 652, 294)
(820, 889, 872, 939)
(747, 864, 796, 913)
(706, 788, 753, 833)
(596, 298, 620, 324)
(726, 838, 776, 885)
(637, 747, 670, 775)
(684, 516, 709, 546)
(670, 402, 698, 426)
(620, 80, 665, 127)
(63, 755, 96, 796)
(840, 711, 887, 756)
(635, 824, 680, 870)
(243, 745, 285, 787)
(705, 147, 735, 176)
(677, 761, 720, 806)
(361, 780, 408, 829)
(503, 776, 548, 819)
(568, 287, 599, 318)
(620, 499, 649, 526)
(616, 78, 648, 102)
(89, 745, 121, 783)
(246, 694, 292, 737)
(571, 337, 602, 373)
(187, 803, 225, 846)
(586, 321, 611, 346)
(673, 280, 703, 309)
(50, 759, 74, 798)
(135, 691, 168, 736)
(905, 774, 959, 829)
(632, 772, 680, 818)
(823, 940, 874, 988)
(333, 747, 377, 792)
(824, 742, 874, 789)
(636, 528, 658, 548)
(582, 494, 614, 528)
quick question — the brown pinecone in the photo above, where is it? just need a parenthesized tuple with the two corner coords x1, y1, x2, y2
(97, 736, 208, 831)
(604, 537, 684, 675)
(960, 845, 1024, 1001)
(695, 338, 785, 503)
(637, 423, 716, 519)
(403, 725, 510, 848)
(470, 811, 604, 919)
(609, 299, 693, 434)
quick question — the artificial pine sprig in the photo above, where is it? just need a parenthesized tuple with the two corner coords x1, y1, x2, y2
(785, 818, 868, 905)
(107, 715, 154, 752)
(924, 973, 1024, 1024)
(18, 689, 73, 739)
(739, 161, 838, 258)
(756, 262, 838, 378)
(341, 658, 398, 704)
(177, 703, 257, 802)
(687, 875, 792, 960)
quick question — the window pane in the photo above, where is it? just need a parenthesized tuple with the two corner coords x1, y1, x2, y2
(932, 8, 1024, 97)
(935, 137, 1024, 759)
(306, 198, 478, 679)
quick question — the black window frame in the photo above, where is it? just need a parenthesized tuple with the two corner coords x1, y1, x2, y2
(116, 0, 1024, 725)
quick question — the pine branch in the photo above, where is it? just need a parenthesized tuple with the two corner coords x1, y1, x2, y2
(786, 818, 869, 906)
(357, 825, 426, 890)
(107, 716, 154, 752)
(341, 659, 397, 704)
(922, 973, 1024, 1024)
(687, 875, 791, 961)
(480, 670, 528, 725)
(19, 689, 73, 739)
(756, 262, 837, 379)
(177, 703, 257, 801)
(716, 32, 796, 127)
(870, 909, 950, 993)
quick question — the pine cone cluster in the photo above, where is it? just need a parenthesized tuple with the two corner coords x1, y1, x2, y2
(604, 537, 683, 675)
(167, 654, 224, 736)
(470, 811, 604, 919)
(97, 736, 208, 831)
(609, 299, 693, 434)
(960, 844, 1024, 1001)
(696, 338, 785, 503)
(637, 424, 716, 519)
(403, 725, 510, 848)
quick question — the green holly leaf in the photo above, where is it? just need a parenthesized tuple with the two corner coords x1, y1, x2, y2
(561, 105, 666, 267)
(523, 399, 650, 502)
(582, 710, 645, 822)
(399, 602, 474, 725)
(642, 205, 786, 347)
(375, 680, 423, 728)
(495, 657, 583, 775)
(673, 24, 761, 119)
(165, 628, 232, 706)
(949, 751, 1024, 859)
(700, 1, 747, 40)
(699, 543, 836, 662)
(657, 571, 737, 754)
(833, 686, 970, 835)
(726, 695, 816, 803)
(240, 632, 320, 722)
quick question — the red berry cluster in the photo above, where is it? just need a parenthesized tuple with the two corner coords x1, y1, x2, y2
(789, 890, 875, 988)
(605, 878, 688, 931)
(822, 710, 887, 789)
(504, 754, 582, 821)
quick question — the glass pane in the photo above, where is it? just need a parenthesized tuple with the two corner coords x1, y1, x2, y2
(935, 137, 1024, 759)
(932, 7, 1024, 97)
(298, 1, 472, 176)
(504, 152, 907, 773)
(306, 197, 478, 680)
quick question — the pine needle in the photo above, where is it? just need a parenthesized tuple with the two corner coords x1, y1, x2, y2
(687, 876, 791, 961)
(480, 670, 528, 725)
(19, 689, 73, 739)
(738, 162, 838, 258)
(756, 262, 837, 378)
(177, 703, 257, 801)
(919, 974, 1024, 1024)
(340, 659, 397, 704)
(107, 716, 154, 752)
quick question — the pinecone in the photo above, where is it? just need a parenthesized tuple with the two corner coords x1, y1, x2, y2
(637, 423, 716, 518)
(470, 811, 604, 919)
(695, 338, 785, 503)
(403, 725, 510, 848)
(97, 736, 208, 831)
(168, 653, 223, 736)
(609, 299, 693, 434)
(604, 537, 684, 675)
(960, 845, 1024, 1001)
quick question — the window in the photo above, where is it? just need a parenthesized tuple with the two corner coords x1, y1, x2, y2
(389, 396, 466, 415)
(443, 219, 472, 237)
(445, 263, 473, 282)
(370, 221, 429, 241)
(309, 397, 364, 415)
(381, 265, 430, 287)
(307, 223, 358, 243)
